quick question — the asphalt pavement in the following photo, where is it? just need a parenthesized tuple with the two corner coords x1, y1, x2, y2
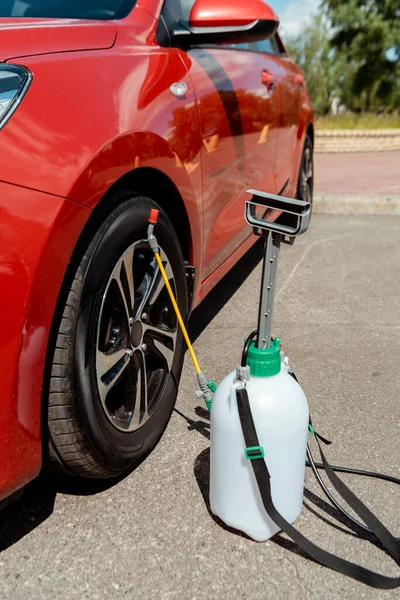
(1, 214, 400, 600)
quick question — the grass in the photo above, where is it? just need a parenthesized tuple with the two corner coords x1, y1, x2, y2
(315, 113, 400, 130)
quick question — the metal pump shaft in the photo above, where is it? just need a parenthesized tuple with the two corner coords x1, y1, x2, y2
(257, 232, 281, 350)
(245, 189, 312, 350)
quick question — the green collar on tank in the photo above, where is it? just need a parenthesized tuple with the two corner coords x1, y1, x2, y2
(246, 338, 281, 377)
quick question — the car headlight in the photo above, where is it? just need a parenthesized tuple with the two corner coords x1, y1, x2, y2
(0, 65, 32, 130)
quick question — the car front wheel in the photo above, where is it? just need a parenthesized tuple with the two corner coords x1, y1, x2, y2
(46, 194, 187, 478)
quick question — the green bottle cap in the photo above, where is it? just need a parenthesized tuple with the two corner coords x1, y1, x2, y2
(246, 338, 281, 377)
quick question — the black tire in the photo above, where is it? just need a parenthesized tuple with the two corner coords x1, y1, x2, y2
(297, 134, 314, 205)
(46, 194, 188, 478)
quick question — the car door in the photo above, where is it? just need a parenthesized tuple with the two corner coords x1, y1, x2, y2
(157, 0, 281, 278)
(257, 34, 303, 196)
(185, 43, 280, 278)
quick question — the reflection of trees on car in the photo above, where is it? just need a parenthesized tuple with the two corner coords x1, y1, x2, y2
(168, 88, 275, 167)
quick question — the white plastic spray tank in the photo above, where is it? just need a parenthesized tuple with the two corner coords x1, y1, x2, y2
(210, 338, 309, 541)
(209, 190, 312, 542)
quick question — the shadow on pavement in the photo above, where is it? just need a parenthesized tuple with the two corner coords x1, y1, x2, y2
(0, 475, 56, 553)
(188, 238, 263, 342)
(0, 471, 122, 553)
(174, 406, 211, 441)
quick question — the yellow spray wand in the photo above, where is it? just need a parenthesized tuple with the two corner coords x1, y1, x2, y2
(147, 209, 215, 411)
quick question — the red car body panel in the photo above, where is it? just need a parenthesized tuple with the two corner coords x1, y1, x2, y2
(186, 46, 282, 277)
(0, 18, 117, 61)
(189, 0, 279, 28)
(0, 0, 313, 501)
(0, 182, 91, 499)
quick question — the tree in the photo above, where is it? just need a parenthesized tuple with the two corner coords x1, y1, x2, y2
(286, 14, 341, 115)
(323, 0, 400, 111)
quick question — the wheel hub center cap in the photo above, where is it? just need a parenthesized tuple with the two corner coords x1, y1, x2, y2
(131, 320, 143, 348)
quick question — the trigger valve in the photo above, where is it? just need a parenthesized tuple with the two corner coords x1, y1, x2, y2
(147, 209, 160, 254)
(148, 209, 159, 225)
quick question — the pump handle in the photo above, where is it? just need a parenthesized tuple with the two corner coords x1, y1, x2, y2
(245, 190, 311, 238)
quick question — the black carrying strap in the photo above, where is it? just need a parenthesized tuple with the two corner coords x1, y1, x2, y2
(236, 387, 400, 589)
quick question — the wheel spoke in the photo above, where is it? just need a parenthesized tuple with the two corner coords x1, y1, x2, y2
(305, 161, 313, 181)
(130, 350, 148, 429)
(159, 248, 174, 280)
(97, 347, 132, 402)
(145, 268, 165, 309)
(153, 338, 175, 369)
(143, 323, 176, 369)
(97, 346, 126, 377)
(136, 252, 173, 317)
(113, 246, 135, 324)
(302, 147, 313, 182)
(306, 184, 312, 204)
(143, 322, 176, 341)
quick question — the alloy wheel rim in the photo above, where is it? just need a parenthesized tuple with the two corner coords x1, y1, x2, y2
(95, 241, 177, 433)
(301, 145, 313, 203)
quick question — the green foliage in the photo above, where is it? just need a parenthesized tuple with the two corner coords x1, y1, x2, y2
(286, 14, 340, 115)
(316, 112, 400, 129)
(323, 0, 400, 111)
(287, 1, 400, 114)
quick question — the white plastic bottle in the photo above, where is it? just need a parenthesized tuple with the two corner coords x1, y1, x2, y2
(210, 339, 309, 542)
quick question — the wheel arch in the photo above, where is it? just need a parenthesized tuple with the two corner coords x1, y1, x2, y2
(65, 130, 203, 282)
(100, 166, 193, 264)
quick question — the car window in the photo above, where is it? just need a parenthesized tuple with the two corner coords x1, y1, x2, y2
(157, 0, 196, 45)
(229, 35, 282, 55)
(0, 0, 136, 19)
(256, 36, 281, 55)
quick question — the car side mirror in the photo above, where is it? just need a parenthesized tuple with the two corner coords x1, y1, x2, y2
(171, 0, 279, 49)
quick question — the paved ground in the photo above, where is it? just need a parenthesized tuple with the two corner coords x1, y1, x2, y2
(315, 152, 400, 196)
(1, 215, 400, 600)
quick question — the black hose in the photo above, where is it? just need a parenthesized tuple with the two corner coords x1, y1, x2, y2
(306, 457, 400, 486)
(306, 446, 400, 535)
(306, 446, 370, 533)
(241, 330, 258, 367)
(241, 331, 277, 366)
(287, 368, 400, 534)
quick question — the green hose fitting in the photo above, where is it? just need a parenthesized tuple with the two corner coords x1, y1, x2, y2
(196, 372, 217, 412)
(206, 379, 217, 411)
(208, 379, 217, 393)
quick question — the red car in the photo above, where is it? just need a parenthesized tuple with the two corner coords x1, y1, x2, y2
(0, 0, 314, 501)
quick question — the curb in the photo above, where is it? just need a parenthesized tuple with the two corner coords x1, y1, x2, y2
(315, 129, 400, 153)
(313, 194, 400, 216)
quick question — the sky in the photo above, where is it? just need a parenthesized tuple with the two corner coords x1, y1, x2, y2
(272, 0, 320, 38)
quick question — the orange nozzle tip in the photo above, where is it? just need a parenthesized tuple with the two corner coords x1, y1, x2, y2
(148, 209, 159, 224)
